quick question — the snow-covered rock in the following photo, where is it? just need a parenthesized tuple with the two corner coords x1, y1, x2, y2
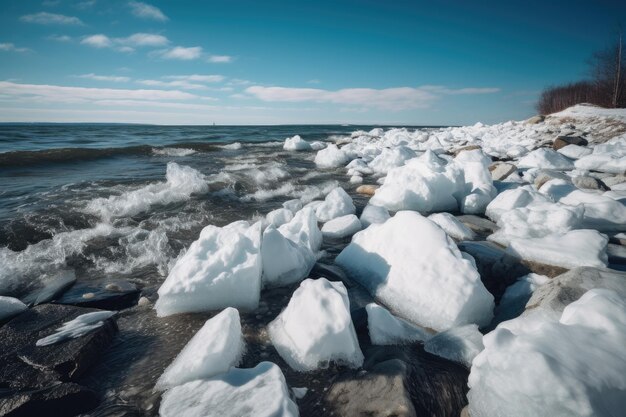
(268, 278, 363, 371)
(156, 221, 262, 317)
(261, 226, 315, 288)
(575, 152, 626, 174)
(366, 303, 431, 345)
(159, 362, 299, 417)
(321, 214, 361, 239)
(359, 204, 390, 228)
(0, 296, 27, 322)
(517, 148, 575, 170)
(156, 307, 244, 390)
(315, 187, 356, 222)
(428, 212, 476, 241)
(424, 324, 484, 368)
(336, 211, 494, 331)
(557, 144, 592, 159)
(283, 135, 312, 151)
(278, 207, 322, 252)
(314, 144, 349, 168)
(507, 229, 608, 269)
(468, 288, 626, 417)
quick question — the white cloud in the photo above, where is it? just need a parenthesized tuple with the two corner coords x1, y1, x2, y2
(164, 74, 224, 83)
(77, 0, 97, 9)
(78, 73, 131, 82)
(136, 79, 207, 90)
(307, 79, 321, 84)
(118, 33, 169, 47)
(129, 1, 168, 22)
(0, 43, 30, 53)
(160, 46, 203, 60)
(207, 54, 232, 63)
(47, 34, 72, 42)
(245, 85, 500, 111)
(81, 34, 113, 48)
(20, 12, 84, 25)
(0, 81, 197, 103)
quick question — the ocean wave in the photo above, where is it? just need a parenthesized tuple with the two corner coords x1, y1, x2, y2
(152, 147, 196, 157)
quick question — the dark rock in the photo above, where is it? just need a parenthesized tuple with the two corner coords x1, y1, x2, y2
(0, 304, 118, 389)
(0, 383, 98, 417)
(456, 215, 498, 238)
(53, 280, 139, 310)
(553, 135, 588, 150)
(21, 270, 76, 306)
(572, 176, 609, 191)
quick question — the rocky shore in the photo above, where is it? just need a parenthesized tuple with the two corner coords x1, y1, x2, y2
(1, 104, 625, 417)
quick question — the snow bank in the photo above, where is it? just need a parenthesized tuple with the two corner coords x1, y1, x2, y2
(268, 278, 363, 371)
(0, 296, 27, 322)
(359, 204, 390, 228)
(315, 187, 356, 222)
(424, 324, 484, 368)
(366, 303, 431, 345)
(156, 307, 244, 390)
(336, 211, 494, 331)
(160, 362, 299, 417)
(283, 135, 312, 151)
(156, 221, 262, 317)
(36, 310, 116, 346)
(261, 226, 315, 288)
(321, 214, 361, 239)
(507, 229, 608, 269)
(468, 288, 626, 417)
(314, 144, 348, 168)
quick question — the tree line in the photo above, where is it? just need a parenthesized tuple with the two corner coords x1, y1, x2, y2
(537, 33, 625, 114)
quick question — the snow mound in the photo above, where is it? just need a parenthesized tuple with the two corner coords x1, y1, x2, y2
(517, 148, 575, 170)
(0, 296, 27, 322)
(315, 187, 356, 222)
(156, 307, 244, 390)
(283, 135, 312, 151)
(485, 187, 550, 223)
(359, 204, 390, 228)
(268, 278, 363, 371)
(336, 211, 494, 331)
(321, 214, 361, 239)
(159, 362, 299, 417)
(314, 144, 349, 168)
(36, 310, 116, 346)
(468, 288, 626, 417)
(155, 221, 262, 317)
(507, 229, 608, 269)
(424, 324, 484, 368)
(428, 212, 476, 241)
(278, 208, 322, 252)
(261, 226, 315, 288)
(366, 303, 431, 345)
(368, 146, 416, 174)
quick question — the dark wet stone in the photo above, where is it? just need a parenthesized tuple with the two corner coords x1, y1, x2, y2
(553, 135, 588, 150)
(456, 215, 497, 238)
(0, 304, 118, 389)
(21, 270, 76, 306)
(0, 383, 98, 417)
(53, 280, 139, 310)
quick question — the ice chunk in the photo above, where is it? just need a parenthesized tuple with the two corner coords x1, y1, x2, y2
(314, 144, 349, 168)
(424, 324, 484, 368)
(428, 212, 476, 241)
(0, 296, 27, 321)
(315, 187, 356, 222)
(485, 187, 550, 223)
(507, 229, 608, 269)
(278, 208, 322, 252)
(359, 204, 390, 228)
(282, 199, 303, 214)
(36, 310, 116, 346)
(557, 144, 592, 159)
(455, 150, 497, 214)
(468, 289, 626, 417)
(159, 362, 299, 417)
(321, 214, 361, 239)
(156, 307, 244, 390)
(261, 226, 315, 288)
(155, 221, 263, 317)
(268, 278, 363, 371)
(575, 153, 626, 174)
(517, 148, 575, 170)
(336, 211, 494, 331)
(366, 303, 431, 345)
(283, 134, 312, 151)
(368, 146, 416, 174)
(558, 189, 626, 232)
(266, 208, 294, 228)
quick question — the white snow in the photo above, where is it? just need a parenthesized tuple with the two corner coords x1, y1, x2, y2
(485, 187, 550, 223)
(278, 207, 322, 252)
(558, 189, 626, 231)
(359, 204, 390, 228)
(265, 208, 294, 228)
(261, 226, 315, 288)
(428, 212, 476, 241)
(507, 229, 608, 269)
(366, 303, 431, 345)
(314, 187, 356, 222)
(557, 144, 592, 159)
(155, 221, 263, 317)
(36, 310, 116, 346)
(468, 288, 626, 417)
(159, 362, 299, 417)
(454, 150, 497, 214)
(424, 324, 484, 368)
(283, 135, 312, 151)
(0, 296, 28, 321)
(314, 144, 349, 168)
(321, 214, 361, 239)
(156, 307, 244, 390)
(368, 146, 416, 174)
(268, 278, 363, 371)
(517, 148, 575, 170)
(336, 211, 494, 331)
(494, 273, 549, 324)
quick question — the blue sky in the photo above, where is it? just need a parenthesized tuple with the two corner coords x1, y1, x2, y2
(0, 0, 624, 125)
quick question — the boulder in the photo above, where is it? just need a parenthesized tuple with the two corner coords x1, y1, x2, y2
(456, 215, 498, 237)
(452, 145, 482, 156)
(53, 280, 139, 310)
(21, 270, 76, 306)
(533, 169, 570, 189)
(355, 184, 378, 196)
(0, 383, 98, 417)
(488, 162, 516, 181)
(572, 176, 609, 191)
(552, 135, 588, 150)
